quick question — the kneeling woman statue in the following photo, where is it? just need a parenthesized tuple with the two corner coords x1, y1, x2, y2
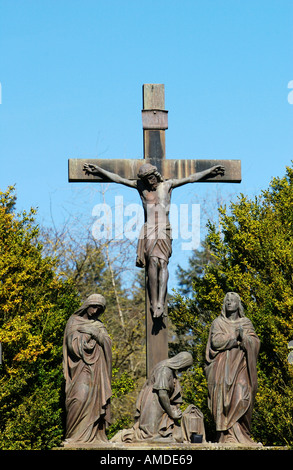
(111, 352, 202, 443)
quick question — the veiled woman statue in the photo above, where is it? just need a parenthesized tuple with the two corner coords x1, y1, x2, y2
(205, 292, 260, 445)
(62, 294, 112, 445)
(111, 352, 201, 443)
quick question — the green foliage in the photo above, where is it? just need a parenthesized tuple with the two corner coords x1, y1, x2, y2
(170, 165, 293, 446)
(111, 367, 136, 398)
(176, 239, 216, 296)
(0, 186, 79, 449)
(106, 416, 133, 441)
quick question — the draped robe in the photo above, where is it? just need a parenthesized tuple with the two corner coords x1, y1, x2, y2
(63, 313, 112, 443)
(111, 352, 193, 443)
(205, 314, 260, 444)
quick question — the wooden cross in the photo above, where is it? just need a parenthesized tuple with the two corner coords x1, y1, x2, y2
(68, 84, 241, 377)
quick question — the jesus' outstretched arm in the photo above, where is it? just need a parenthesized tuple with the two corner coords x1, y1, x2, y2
(170, 164, 225, 189)
(83, 163, 137, 188)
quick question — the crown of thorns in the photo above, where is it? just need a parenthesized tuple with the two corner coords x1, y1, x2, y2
(137, 163, 163, 181)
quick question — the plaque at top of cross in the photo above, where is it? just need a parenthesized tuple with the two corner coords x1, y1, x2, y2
(68, 84, 241, 376)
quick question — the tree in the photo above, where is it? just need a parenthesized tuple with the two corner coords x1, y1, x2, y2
(0, 186, 79, 449)
(175, 240, 216, 297)
(170, 165, 293, 446)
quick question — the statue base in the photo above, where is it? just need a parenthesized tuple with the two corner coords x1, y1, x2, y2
(56, 441, 288, 451)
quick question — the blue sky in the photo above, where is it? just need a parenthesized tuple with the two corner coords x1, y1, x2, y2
(1, 0, 293, 291)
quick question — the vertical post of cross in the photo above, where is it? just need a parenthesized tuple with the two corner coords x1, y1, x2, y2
(142, 84, 169, 377)
(142, 84, 168, 173)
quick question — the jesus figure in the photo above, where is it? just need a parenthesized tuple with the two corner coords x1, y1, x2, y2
(83, 162, 224, 318)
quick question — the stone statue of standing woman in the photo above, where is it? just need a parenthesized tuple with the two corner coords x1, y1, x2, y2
(205, 292, 261, 446)
(62, 294, 112, 446)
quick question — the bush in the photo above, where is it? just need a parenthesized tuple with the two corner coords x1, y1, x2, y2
(0, 187, 79, 449)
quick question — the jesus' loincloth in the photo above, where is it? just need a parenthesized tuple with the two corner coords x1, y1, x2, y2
(136, 222, 172, 268)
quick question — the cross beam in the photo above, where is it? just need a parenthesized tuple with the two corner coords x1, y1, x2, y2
(68, 157, 240, 183)
(68, 84, 241, 184)
(68, 84, 241, 377)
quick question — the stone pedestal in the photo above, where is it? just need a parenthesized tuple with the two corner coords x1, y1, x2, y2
(55, 441, 288, 451)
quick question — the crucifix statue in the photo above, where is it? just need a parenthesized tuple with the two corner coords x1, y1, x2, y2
(83, 161, 224, 319)
(68, 84, 241, 376)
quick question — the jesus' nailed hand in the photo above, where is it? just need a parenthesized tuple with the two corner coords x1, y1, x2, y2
(83, 162, 225, 318)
